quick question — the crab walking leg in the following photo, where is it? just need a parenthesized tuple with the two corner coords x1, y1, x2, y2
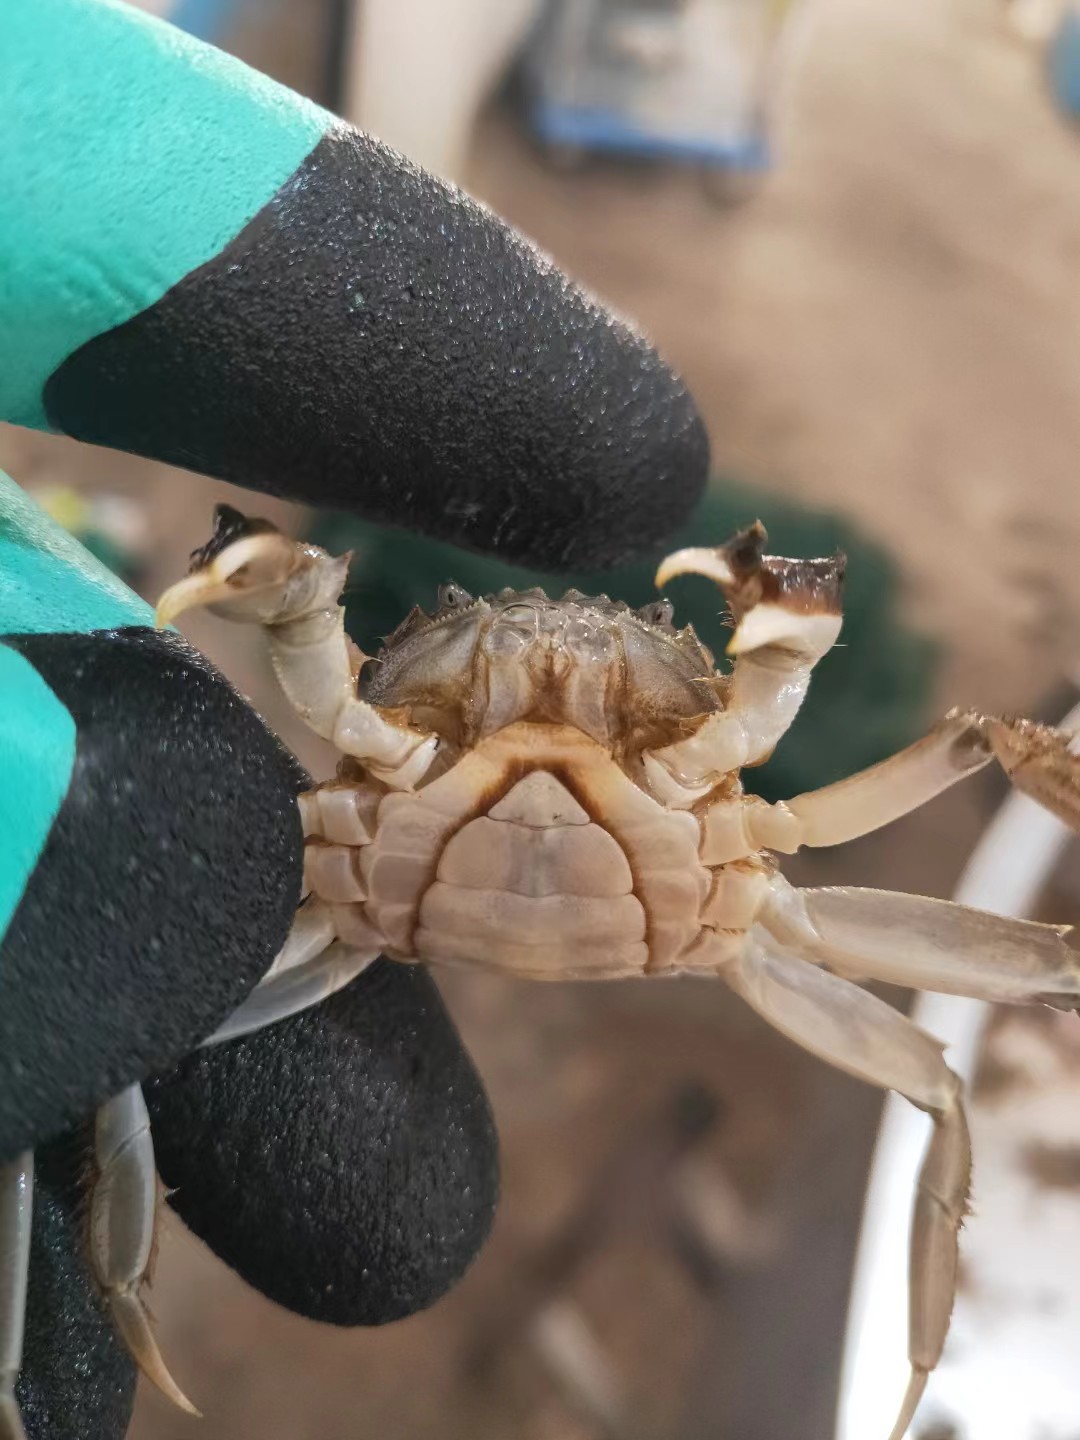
(723, 945, 969, 1440)
(698, 715, 997, 863)
(253, 897, 338, 981)
(203, 940, 381, 1046)
(758, 878, 1080, 1008)
(297, 780, 383, 847)
(0, 1154, 32, 1440)
(716, 710, 1080, 857)
(201, 896, 381, 1047)
(975, 710, 1080, 831)
(90, 1086, 198, 1416)
(758, 712, 993, 851)
(699, 709, 1079, 864)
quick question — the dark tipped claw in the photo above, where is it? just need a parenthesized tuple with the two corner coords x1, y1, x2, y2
(156, 514, 305, 629)
(723, 521, 769, 579)
(188, 504, 281, 575)
(655, 523, 845, 617)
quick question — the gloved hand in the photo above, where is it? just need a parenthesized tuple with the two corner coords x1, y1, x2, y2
(0, 1, 708, 1436)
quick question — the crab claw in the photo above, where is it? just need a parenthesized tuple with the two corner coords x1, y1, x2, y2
(655, 523, 846, 661)
(654, 521, 766, 594)
(155, 505, 341, 629)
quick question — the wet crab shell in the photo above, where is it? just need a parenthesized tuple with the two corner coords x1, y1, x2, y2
(365, 583, 723, 752)
(305, 586, 768, 982)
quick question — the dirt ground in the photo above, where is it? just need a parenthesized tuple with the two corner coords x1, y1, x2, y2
(6, 1, 1080, 1437)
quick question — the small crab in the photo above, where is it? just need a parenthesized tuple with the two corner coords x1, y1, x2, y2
(10, 506, 1080, 1440)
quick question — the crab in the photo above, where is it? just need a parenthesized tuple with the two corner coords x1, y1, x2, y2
(5, 506, 1080, 1440)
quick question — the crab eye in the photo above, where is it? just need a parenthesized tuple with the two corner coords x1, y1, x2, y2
(639, 599, 675, 628)
(437, 582, 473, 610)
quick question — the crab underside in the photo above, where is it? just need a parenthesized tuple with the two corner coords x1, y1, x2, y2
(4, 508, 1080, 1440)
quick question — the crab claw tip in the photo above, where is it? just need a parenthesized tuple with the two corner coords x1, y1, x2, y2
(154, 574, 219, 630)
(154, 528, 302, 628)
(886, 1366, 928, 1440)
(654, 546, 738, 592)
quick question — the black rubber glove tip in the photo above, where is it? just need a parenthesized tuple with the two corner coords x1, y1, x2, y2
(0, 629, 305, 1162)
(45, 126, 709, 569)
(145, 960, 498, 1326)
(16, 1131, 137, 1440)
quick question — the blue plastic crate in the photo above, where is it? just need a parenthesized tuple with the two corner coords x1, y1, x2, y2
(522, 0, 791, 174)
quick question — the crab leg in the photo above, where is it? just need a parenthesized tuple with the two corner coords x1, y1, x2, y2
(202, 899, 382, 1047)
(90, 1086, 198, 1416)
(647, 526, 844, 794)
(758, 877, 1080, 1009)
(0, 1153, 32, 1440)
(698, 713, 994, 862)
(975, 711, 1080, 831)
(204, 940, 381, 1046)
(154, 508, 437, 789)
(699, 708, 1080, 862)
(723, 944, 968, 1440)
(711, 711, 1080, 858)
(757, 711, 994, 850)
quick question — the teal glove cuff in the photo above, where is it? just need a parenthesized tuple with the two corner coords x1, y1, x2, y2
(0, 471, 151, 635)
(0, 470, 151, 942)
(0, 646, 74, 946)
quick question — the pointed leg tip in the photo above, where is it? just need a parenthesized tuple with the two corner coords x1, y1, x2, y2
(110, 1291, 201, 1417)
(887, 1367, 928, 1440)
(654, 545, 738, 592)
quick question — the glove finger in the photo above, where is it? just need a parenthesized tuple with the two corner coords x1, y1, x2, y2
(5, 0, 707, 568)
(144, 961, 498, 1326)
(0, 629, 304, 1162)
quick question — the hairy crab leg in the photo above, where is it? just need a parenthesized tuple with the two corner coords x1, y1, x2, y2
(974, 710, 1080, 830)
(646, 524, 844, 794)
(0, 1153, 32, 1440)
(722, 944, 969, 1440)
(202, 895, 382, 1047)
(90, 1086, 198, 1416)
(758, 878, 1080, 1009)
(154, 506, 437, 789)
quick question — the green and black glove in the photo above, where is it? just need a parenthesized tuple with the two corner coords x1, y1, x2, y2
(0, 2, 707, 1436)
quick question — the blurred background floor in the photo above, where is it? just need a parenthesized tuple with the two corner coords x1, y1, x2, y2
(6, 1, 1080, 1437)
